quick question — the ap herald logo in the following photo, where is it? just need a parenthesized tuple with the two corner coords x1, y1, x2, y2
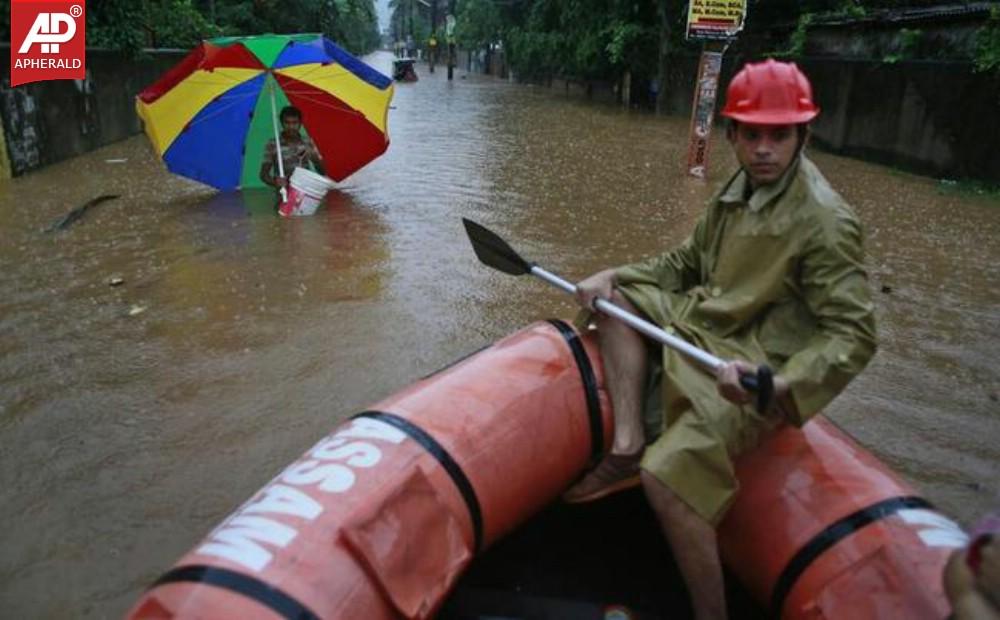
(10, 0, 86, 87)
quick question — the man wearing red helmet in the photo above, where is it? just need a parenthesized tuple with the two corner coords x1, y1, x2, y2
(564, 59, 877, 618)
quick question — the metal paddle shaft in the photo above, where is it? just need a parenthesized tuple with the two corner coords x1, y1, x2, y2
(532, 266, 771, 399)
(461, 218, 774, 412)
(531, 265, 720, 369)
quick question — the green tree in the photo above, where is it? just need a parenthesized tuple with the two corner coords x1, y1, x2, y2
(83, 0, 380, 55)
(652, 0, 688, 113)
(329, 0, 382, 53)
(974, 5, 1000, 73)
(455, 0, 502, 51)
(86, 0, 220, 53)
(453, 0, 684, 105)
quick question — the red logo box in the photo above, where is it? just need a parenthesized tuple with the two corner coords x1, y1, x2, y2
(10, 0, 86, 87)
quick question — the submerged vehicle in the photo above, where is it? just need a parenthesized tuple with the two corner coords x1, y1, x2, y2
(127, 320, 966, 619)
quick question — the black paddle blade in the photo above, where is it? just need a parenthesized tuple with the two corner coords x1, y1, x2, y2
(462, 218, 533, 276)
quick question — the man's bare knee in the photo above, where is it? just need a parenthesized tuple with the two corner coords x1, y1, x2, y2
(641, 470, 701, 523)
(641, 471, 677, 511)
(596, 290, 644, 338)
(609, 288, 639, 312)
(640, 470, 677, 499)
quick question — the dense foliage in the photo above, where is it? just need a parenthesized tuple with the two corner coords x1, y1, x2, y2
(2, 0, 381, 56)
(432, 0, 996, 104)
(974, 5, 1000, 73)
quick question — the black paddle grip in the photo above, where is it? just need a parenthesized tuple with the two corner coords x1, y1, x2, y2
(738, 365, 774, 414)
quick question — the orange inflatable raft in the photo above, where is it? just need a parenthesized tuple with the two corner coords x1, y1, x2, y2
(127, 320, 967, 619)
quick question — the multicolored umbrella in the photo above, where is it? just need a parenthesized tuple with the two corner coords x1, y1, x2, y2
(136, 33, 393, 190)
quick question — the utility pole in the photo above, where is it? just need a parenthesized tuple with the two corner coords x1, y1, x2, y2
(655, 0, 671, 115)
(446, 8, 456, 80)
(429, 0, 437, 73)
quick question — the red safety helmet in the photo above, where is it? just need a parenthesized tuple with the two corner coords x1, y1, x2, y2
(721, 59, 820, 124)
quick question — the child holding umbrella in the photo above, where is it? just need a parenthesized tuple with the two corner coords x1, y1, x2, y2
(259, 105, 326, 191)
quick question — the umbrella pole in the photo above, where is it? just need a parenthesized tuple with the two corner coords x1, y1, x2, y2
(269, 76, 288, 203)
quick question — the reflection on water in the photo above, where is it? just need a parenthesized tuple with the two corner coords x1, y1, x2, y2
(139, 189, 389, 352)
(0, 51, 997, 618)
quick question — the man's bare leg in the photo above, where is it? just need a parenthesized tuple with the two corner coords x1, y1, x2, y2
(596, 290, 647, 456)
(641, 471, 727, 620)
(562, 290, 647, 503)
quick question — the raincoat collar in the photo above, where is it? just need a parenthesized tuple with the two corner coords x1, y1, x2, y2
(719, 155, 802, 213)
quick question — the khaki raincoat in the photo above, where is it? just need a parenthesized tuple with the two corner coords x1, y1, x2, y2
(612, 155, 877, 524)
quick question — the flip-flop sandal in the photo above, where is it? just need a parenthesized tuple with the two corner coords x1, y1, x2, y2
(562, 452, 643, 504)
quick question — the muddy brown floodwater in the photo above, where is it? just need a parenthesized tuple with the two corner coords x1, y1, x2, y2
(1, 51, 998, 618)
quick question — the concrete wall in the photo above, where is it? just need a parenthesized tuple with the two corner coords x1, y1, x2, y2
(656, 54, 1000, 182)
(804, 58, 1000, 181)
(2, 44, 998, 182)
(0, 45, 186, 178)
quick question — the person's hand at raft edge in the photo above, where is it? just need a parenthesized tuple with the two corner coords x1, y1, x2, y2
(715, 359, 791, 419)
(982, 537, 1000, 610)
(575, 268, 618, 311)
(946, 533, 1000, 619)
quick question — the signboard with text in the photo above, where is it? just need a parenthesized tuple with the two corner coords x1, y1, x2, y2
(686, 0, 747, 40)
(685, 51, 723, 179)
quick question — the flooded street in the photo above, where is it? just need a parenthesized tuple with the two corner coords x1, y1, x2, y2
(1, 51, 998, 618)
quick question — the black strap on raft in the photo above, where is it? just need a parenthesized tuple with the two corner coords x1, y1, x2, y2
(546, 319, 604, 466)
(151, 565, 320, 620)
(768, 495, 933, 617)
(359, 321, 604, 552)
(354, 410, 485, 554)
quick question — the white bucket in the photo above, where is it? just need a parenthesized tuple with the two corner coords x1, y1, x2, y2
(281, 167, 336, 217)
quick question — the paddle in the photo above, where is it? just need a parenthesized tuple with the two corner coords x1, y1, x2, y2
(462, 218, 774, 413)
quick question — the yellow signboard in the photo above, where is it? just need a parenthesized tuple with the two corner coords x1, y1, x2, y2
(686, 0, 748, 40)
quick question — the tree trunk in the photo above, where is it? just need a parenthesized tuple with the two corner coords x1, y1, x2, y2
(447, 0, 456, 80)
(655, 0, 672, 115)
(429, 0, 437, 72)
